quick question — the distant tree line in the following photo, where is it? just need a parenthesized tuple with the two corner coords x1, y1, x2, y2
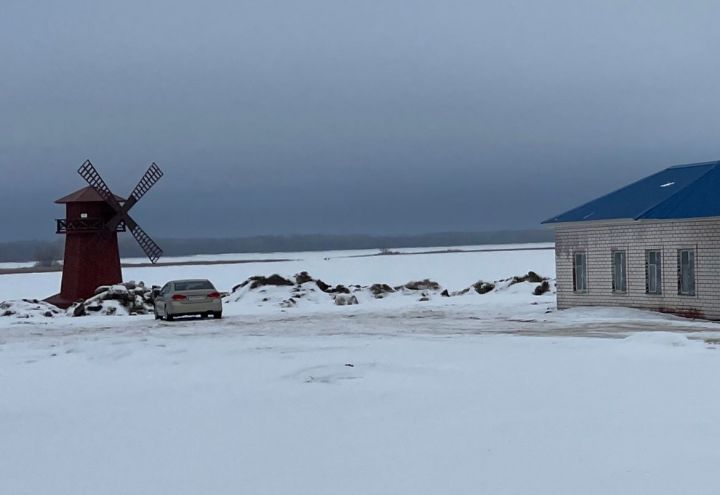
(0, 229, 554, 263)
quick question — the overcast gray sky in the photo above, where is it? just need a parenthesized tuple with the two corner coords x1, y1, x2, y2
(2, 0, 720, 241)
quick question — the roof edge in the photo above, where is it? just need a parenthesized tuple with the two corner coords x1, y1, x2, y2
(546, 215, 720, 228)
(55, 186, 126, 204)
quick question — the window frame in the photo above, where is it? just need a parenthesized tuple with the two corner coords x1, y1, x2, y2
(572, 250, 588, 293)
(645, 249, 662, 295)
(677, 248, 696, 297)
(611, 249, 627, 294)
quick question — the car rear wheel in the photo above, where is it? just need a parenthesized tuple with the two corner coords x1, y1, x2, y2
(166, 311, 174, 321)
(213, 311, 222, 319)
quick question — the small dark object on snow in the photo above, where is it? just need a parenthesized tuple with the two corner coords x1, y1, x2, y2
(345, 363, 354, 367)
(441, 289, 450, 297)
(2, 310, 14, 317)
(419, 296, 430, 302)
(280, 298, 297, 308)
(295, 271, 314, 284)
(510, 271, 545, 285)
(72, 301, 86, 317)
(327, 284, 350, 294)
(533, 281, 551, 295)
(370, 283, 395, 297)
(315, 279, 331, 292)
(473, 281, 495, 294)
(527, 271, 544, 283)
(404, 279, 440, 291)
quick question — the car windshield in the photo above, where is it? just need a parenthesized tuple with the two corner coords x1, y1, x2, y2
(174, 280, 214, 291)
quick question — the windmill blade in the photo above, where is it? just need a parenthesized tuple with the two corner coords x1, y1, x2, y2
(129, 223, 163, 264)
(130, 162, 164, 202)
(78, 159, 163, 262)
(77, 160, 122, 210)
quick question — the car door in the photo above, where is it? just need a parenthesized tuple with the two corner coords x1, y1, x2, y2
(157, 283, 171, 316)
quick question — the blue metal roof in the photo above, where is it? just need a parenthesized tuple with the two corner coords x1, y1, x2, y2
(543, 161, 720, 224)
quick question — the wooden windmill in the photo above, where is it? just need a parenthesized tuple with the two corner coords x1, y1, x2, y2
(46, 160, 164, 308)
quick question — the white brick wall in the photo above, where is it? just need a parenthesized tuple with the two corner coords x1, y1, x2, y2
(554, 218, 720, 319)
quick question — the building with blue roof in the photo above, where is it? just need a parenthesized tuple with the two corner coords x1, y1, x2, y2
(544, 161, 720, 319)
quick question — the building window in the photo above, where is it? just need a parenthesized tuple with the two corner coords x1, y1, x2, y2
(645, 250, 662, 295)
(677, 249, 695, 296)
(573, 251, 587, 292)
(611, 250, 627, 293)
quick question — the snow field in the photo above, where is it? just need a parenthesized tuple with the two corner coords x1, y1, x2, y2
(3, 243, 720, 494)
(0, 244, 555, 302)
(2, 330, 720, 494)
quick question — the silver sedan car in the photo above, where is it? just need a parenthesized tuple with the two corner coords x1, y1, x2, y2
(154, 279, 223, 321)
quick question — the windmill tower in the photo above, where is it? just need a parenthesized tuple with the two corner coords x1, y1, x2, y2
(45, 160, 164, 308)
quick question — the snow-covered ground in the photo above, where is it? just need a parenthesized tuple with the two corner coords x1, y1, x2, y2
(0, 243, 554, 302)
(3, 243, 720, 494)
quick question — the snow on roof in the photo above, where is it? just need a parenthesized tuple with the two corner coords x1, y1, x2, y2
(543, 160, 720, 224)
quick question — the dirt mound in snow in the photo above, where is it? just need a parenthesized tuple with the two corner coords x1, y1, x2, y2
(228, 272, 446, 308)
(473, 281, 495, 294)
(370, 284, 395, 298)
(227, 271, 555, 310)
(295, 271, 314, 284)
(232, 275, 295, 292)
(231, 273, 355, 295)
(509, 271, 546, 285)
(483, 272, 553, 297)
(403, 279, 441, 291)
(0, 299, 63, 319)
(534, 280, 551, 295)
(68, 281, 155, 317)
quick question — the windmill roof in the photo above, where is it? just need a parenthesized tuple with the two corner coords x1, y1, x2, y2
(55, 186, 125, 204)
(542, 160, 720, 224)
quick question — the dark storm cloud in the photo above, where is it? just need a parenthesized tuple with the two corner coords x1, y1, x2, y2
(2, 0, 720, 240)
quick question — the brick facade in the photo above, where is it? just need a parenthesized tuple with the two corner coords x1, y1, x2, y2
(553, 218, 720, 320)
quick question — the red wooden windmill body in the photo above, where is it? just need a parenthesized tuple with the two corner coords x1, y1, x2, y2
(46, 160, 164, 308)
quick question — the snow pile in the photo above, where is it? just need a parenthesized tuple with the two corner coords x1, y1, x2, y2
(441, 272, 553, 297)
(0, 299, 63, 319)
(228, 273, 353, 310)
(225, 271, 554, 310)
(68, 281, 157, 317)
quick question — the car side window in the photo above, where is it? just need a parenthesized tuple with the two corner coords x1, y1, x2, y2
(160, 283, 171, 296)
